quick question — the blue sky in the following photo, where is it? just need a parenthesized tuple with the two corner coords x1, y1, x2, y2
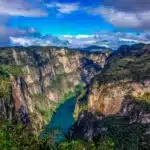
(9, 14, 114, 35)
(1, 0, 150, 48)
(8, 0, 114, 35)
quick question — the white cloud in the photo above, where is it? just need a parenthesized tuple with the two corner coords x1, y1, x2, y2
(60, 32, 150, 49)
(9, 34, 69, 47)
(0, 0, 47, 17)
(119, 38, 139, 43)
(91, 7, 142, 29)
(10, 37, 52, 46)
(2, 26, 150, 49)
(10, 37, 32, 46)
(63, 35, 73, 38)
(7, 31, 150, 49)
(89, 0, 150, 30)
(47, 2, 79, 14)
(75, 34, 94, 39)
(98, 7, 141, 29)
(61, 34, 94, 39)
(59, 34, 96, 48)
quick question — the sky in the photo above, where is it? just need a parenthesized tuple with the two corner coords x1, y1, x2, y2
(1, 0, 150, 49)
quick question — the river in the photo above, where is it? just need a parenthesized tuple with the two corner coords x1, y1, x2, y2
(43, 96, 76, 141)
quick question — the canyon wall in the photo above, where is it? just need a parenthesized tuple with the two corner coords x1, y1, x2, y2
(88, 44, 150, 118)
(71, 44, 150, 141)
(0, 46, 107, 129)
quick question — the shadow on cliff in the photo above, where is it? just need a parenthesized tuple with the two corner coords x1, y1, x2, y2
(79, 57, 103, 84)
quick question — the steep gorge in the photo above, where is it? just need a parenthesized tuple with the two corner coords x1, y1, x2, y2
(0, 46, 107, 131)
(1, 44, 150, 149)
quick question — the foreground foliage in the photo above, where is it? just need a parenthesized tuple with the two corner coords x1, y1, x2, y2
(0, 119, 114, 150)
(1, 115, 150, 150)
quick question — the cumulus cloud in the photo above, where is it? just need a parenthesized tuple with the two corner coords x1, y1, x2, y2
(0, 0, 47, 17)
(91, 0, 150, 30)
(47, 2, 79, 14)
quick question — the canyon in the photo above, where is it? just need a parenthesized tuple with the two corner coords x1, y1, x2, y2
(1, 44, 150, 149)
(0, 46, 107, 131)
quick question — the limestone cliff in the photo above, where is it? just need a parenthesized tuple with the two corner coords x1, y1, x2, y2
(0, 46, 107, 129)
(88, 43, 150, 117)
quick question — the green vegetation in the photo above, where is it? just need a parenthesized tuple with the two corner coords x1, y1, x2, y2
(50, 73, 67, 90)
(35, 104, 54, 122)
(73, 84, 87, 119)
(134, 93, 150, 103)
(60, 91, 75, 104)
(73, 96, 88, 120)
(78, 104, 88, 112)
(93, 116, 150, 150)
(105, 49, 112, 55)
(95, 53, 150, 84)
(57, 140, 97, 150)
(32, 93, 57, 123)
(55, 91, 76, 111)
(32, 93, 48, 102)
(55, 83, 85, 108)
(1, 114, 150, 150)
(0, 118, 115, 150)
(0, 120, 48, 150)
(74, 84, 86, 97)
(129, 94, 150, 113)
(0, 77, 11, 99)
(0, 65, 24, 77)
(0, 65, 24, 99)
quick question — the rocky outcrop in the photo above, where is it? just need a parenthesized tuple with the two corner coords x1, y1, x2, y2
(88, 80, 150, 116)
(0, 46, 107, 129)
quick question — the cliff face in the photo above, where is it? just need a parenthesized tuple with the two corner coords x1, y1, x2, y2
(71, 44, 150, 141)
(0, 46, 107, 128)
(88, 43, 150, 117)
(88, 80, 150, 118)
